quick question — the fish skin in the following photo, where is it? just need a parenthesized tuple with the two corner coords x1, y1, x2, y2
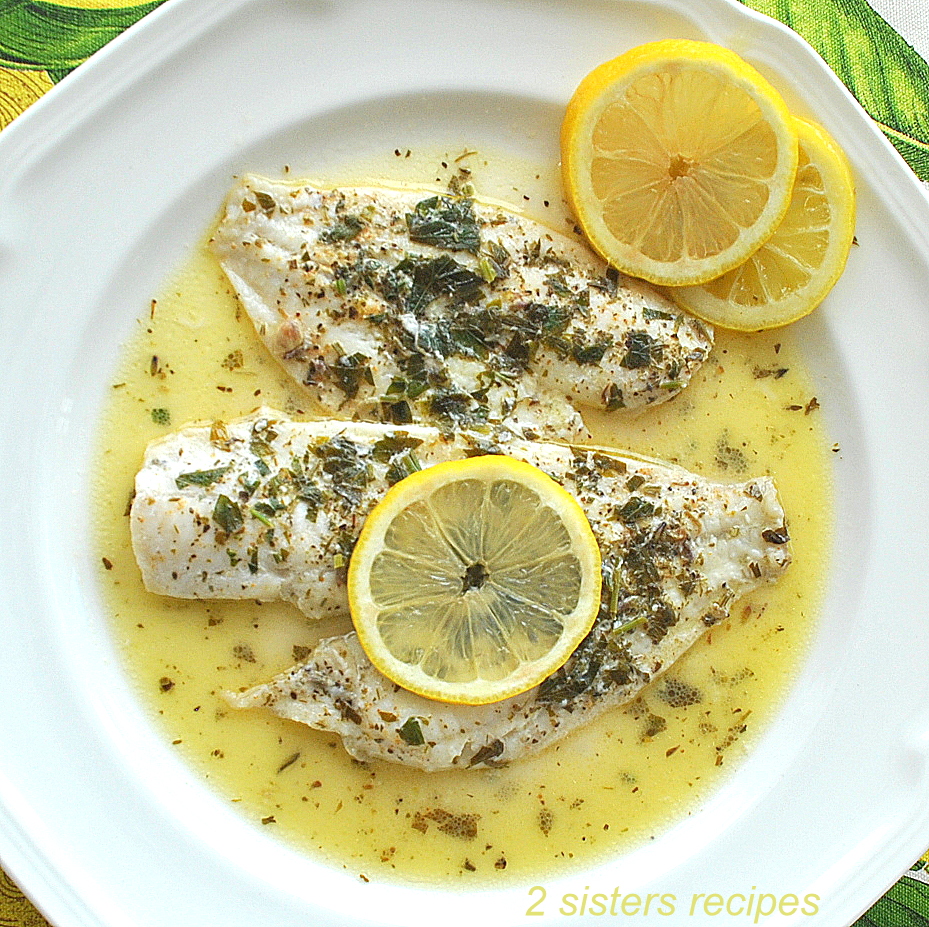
(210, 177, 714, 441)
(130, 409, 791, 770)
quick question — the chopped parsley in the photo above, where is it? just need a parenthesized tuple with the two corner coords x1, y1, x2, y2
(175, 466, 231, 489)
(213, 494, 244, 534)
(398, 717, 426, 746)
(620, 330, 662, 369)
(405, 195, 481, 253)
(321, 214, 365, 243)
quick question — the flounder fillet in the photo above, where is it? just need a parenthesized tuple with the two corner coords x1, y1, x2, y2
(210, 177, 713, 441)
(131, 409, 790, 770)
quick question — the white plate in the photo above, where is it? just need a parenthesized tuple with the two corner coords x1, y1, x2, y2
(1, 0, 928, 925)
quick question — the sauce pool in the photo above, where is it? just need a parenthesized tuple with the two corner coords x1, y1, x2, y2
(92, 148, 832, 886)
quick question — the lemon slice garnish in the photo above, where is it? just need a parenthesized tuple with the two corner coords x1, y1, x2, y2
(668, 117, 856, 330)
(561, 39, 799, 286)
(347, 456, 602, 705)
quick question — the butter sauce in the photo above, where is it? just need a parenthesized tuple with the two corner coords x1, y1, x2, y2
(93, 148, 832, 885)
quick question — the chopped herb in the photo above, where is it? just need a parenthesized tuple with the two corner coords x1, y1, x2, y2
(321, 214, 365, 242)
(150, 407, 171, 426)
(330, 528, 358, 570)
(484, 240, 510, 278)
(328, 351, 375, 399)
(405, 195, 481, 253)
(545, 272, 574, 298)
(313, 436, 369, 508)
(602, 383, 625, 411)
(611, 615, 646, 636)
(386, 451, 423, 485)
(276, 751, 301, 774)
(644, 601, 677, 643)
(477, 246, 507, 284)
(381, 399, 413, 424)
(250, 503, 276, 527)
(762, 527, 790, 544)
(753, 366, 789, 380)
(428, 389, 486, 428)
(289, 457, 323, 519)
(213, 495, 244, 534)
(572, 339, 612, 365)
(175, 466, 231, 489)
(371, 434, 424, 462)
(249, 419, 278, 459)
(620, 330, 662, 369)
(239, 475, 260, 497)
(617, 496, 656, 522)
(253, 190, 276, 215)
(386, 254, 484, 315)
(398, 717, 426, 746)
(462, 435, 505, 457)
(642, 306, 677, 322)
(590, 266, 620, 296)
(469, 739, 505, 767)
(297, 484, 323, 520)
(591, 452, 627, 478)
(537, 645, 605, 704)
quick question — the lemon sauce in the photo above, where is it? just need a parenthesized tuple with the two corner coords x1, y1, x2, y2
(93, 149, 833, 886)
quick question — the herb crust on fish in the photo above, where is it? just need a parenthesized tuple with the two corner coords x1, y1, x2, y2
(210, 177, 714, 441)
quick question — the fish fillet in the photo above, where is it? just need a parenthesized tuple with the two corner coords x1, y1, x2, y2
(130, 409, 790, 770)
(210, 177, 714, 441)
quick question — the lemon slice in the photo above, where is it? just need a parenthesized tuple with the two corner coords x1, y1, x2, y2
(561, 39, 799, 286)
(347, 455, 602, 705)
(668, 117, 856, 330)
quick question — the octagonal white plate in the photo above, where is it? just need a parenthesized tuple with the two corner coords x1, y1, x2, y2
(1, 0, 928, 925)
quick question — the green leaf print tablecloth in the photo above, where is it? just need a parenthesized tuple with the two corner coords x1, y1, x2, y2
(0, 1, 927, 925)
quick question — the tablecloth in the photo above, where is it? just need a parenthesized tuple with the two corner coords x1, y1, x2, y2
(0, 1, 927, 925)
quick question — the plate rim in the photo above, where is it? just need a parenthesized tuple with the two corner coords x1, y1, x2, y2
(1, 1, 929, 925)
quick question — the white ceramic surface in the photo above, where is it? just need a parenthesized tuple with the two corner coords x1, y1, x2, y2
(0, 1, 928, 925)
